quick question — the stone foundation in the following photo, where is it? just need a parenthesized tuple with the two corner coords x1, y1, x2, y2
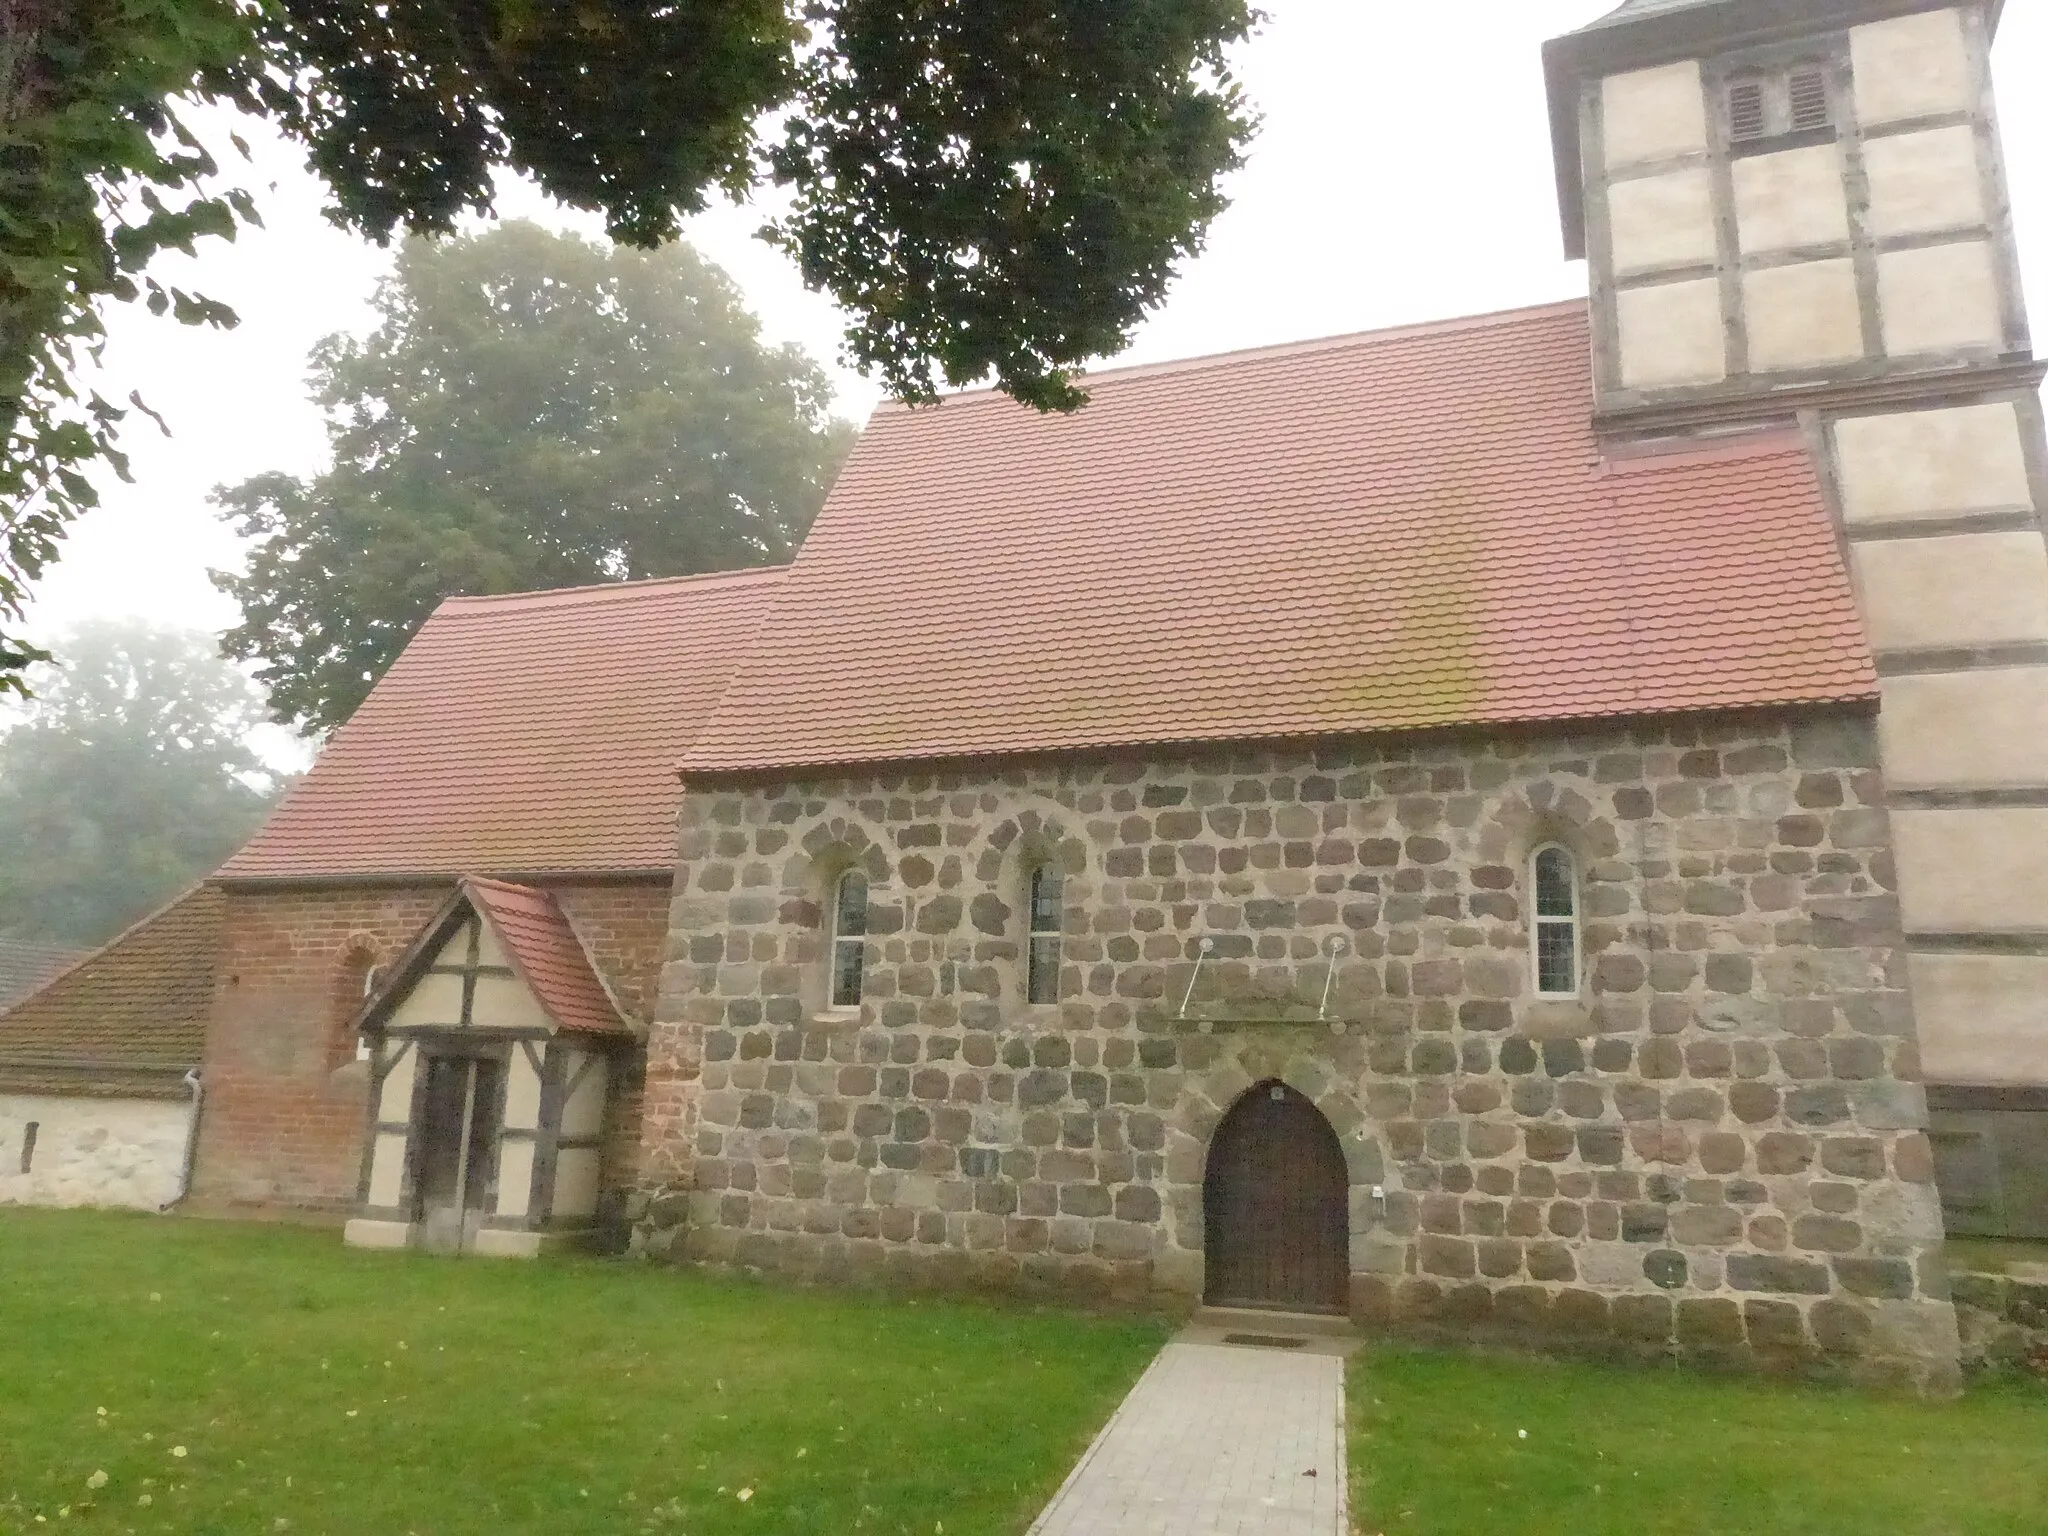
(639, 711, 1964, 1390)
(1952, 1266, 2048, 1376)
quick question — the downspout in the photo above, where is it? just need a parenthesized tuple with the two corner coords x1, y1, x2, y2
(158, 1070, 204, 1213)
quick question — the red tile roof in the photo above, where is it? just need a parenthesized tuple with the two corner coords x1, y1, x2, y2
(219, 568, 783, 881)
(0, 887, 219, 1097)
(682, 302, 1875, 774)
(464, 878, 629, 1036)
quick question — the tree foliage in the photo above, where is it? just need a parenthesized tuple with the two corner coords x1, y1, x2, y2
(214, 220, 855, 736)
(0, 618, 285, 947)
(1, 0, 256, 695)
(3, 0, 1258, 697)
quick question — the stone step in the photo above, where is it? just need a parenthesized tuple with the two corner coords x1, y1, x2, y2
(1191, 1305, 1358, 1340)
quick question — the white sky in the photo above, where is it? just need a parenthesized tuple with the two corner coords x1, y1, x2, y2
(20, 0, 2048, 648)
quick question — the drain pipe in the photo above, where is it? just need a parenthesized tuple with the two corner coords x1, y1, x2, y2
(159, 1070, 204, 1213)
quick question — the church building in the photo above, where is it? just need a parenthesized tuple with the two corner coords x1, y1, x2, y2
(4, 0, 2043, 1390)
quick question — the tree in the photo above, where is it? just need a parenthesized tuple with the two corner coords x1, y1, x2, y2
(214, 221, 855, 735)
(0, 619, 286, 947)
(2, 1, 1259, 697)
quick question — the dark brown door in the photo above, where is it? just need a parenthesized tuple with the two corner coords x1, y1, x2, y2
(1204, 1082, 1350, 1312)
(413, 1055, 505, 1253)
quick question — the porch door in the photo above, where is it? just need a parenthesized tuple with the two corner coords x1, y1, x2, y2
(1204, 1082, 1350, 1313)
(413, 1055, 504, 1253)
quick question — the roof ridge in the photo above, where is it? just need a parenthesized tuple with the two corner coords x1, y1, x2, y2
(870, 298, 1591, 412)
(436, 564, 788, 610)
(0, 883, 217, 1023)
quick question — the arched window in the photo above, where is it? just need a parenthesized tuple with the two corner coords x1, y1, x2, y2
(830, 870, 869, 1008)
(1531, 845, 1580, 998)
(1026, 864, 1064, 1005)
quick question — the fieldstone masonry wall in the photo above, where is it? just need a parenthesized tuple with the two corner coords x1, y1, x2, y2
(637, 710, 1963, 1389)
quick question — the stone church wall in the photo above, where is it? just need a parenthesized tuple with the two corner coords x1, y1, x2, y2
(638, 709, 1963, 1389)
(194, 880, 668, 1215)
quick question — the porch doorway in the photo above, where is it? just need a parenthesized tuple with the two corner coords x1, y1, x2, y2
(1203, 1081, 1349, 1313)
(413, 1055, 504, 1254)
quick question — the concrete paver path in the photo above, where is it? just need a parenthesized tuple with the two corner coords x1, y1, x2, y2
(1027, 1338, 1347, 1536)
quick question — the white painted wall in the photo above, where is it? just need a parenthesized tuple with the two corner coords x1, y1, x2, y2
(0, 1095, 189, 1209)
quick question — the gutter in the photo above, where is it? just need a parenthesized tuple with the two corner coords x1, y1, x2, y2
(159, 1070, 204, 1213)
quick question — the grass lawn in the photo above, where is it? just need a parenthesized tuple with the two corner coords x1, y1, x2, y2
(1350, 1345, 2047, 1535)
(0, 1209, 1167, 1535)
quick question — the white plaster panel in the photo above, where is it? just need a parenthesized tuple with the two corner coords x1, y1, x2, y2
(1616, 279, 1726, 389)
(560, 1054, 608, 1141)
(388, 971, 465, 1029)
(495, 1138, 535, 1220)
(1909, 953, 2048, 1086)
(0, 1096, 186, 1209)
(1602, 62, 1710, 170)
(553, 1148, 601, 1220)
(1853, 533, 2048, 651)
(343, 1218, 412, 1251)
(1608, 169, 1718, 274)
(1878, 240, 2003, 356)
(469, 972, 551, 1033)
(504, 1047, 543, 1131)
(1743, 259, 1865, 370)
(473, 916, 508, 969)
(1851, 9, 1977, 128)
(1880, 669, 2048, 789)
(1833, 403, 2036, 524)
(367, 1131, 410, 1209)
(1893, 807, 2048, 932)
(1864, 126, 1986, 239)
(376, 1039, 418, 1122)
(1733, 145, 1851, 254)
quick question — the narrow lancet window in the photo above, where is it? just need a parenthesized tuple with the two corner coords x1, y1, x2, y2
(831, 870, 869, 1008)
(1027, 864, 1064, 1005)
(1532, 846, 1580, 997)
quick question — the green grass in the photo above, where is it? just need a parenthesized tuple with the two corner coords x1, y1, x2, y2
(0, 1210, 1168, 1536)
(1350, 1345, 2047, 1535)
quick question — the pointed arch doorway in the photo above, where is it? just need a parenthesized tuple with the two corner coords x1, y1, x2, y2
(1203, 1081, 1350, 1313)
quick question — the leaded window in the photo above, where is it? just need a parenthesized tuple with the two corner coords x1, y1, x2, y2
(1027, 864, 1064, 1005)
(831, 870, 869, 1008)
(1532, 846, 1580, 997)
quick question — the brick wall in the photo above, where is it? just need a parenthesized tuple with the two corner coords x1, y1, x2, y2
(638, 711, 1964, 1390)
(194, 879, 669, 1215)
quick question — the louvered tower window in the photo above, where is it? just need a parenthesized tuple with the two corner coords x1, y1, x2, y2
(1725, 67, 1832, 143)
(1728, 78, 1768, 141)
(1789, 68, 1831, 131)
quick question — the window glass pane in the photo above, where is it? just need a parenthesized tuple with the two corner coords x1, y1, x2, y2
(835, 871, 869, 937)
(1534, 848, 1575, 918)
(831, 938, 865, 1007)
(1028, 935, 1061, 1005)
(1536, 919, 1578, 995)
(1029, 865, 1063, 934)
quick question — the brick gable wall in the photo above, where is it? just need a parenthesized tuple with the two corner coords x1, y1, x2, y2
(194, 880, 669, 1215)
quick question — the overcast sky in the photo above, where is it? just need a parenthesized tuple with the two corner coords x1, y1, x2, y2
(20, 0, 2048, 649)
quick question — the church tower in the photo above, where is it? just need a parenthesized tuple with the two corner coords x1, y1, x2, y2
(1548, 0, 2048, 1239)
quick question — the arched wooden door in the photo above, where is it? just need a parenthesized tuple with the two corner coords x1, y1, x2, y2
(1204, 1081, 1350, 1313)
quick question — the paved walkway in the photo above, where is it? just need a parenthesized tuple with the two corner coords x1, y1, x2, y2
(1027, 1334, 1348, 1536)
